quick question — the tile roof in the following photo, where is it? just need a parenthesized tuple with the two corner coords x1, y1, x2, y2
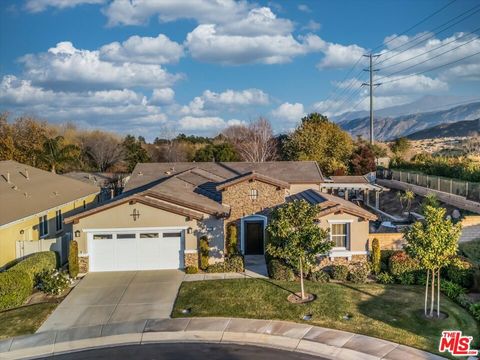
(287, 189, 377, 220)
(0, 160, 100, 226)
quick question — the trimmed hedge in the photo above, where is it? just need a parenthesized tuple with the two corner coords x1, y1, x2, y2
(10, 251, 57, 283)
(371, 238, 381, 275)
(268, 259, 295, 281)
(308, 270, 330, 283)
(0, 270, 33, 311)
(388, 251, 420, 281)
(199, 236, 210, 270)
(331, 264, 349, 281)
(68, 240, 79, 279)
(348, 263, 370, 284)
(185, 266, 198, 274)
(380, 250, 399, 272)
(443, 257, 475, 289)
(377, 272, 394, 284)
(206, 255, 244, 273)
(440, 280, 466, 301)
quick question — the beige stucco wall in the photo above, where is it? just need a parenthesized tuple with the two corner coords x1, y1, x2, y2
(317, 212, 370, 252)
(71, 201, 225, 266)
(0, 193, 98, 268)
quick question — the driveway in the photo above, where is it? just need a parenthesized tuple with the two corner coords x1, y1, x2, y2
(38, 270, 184, 331)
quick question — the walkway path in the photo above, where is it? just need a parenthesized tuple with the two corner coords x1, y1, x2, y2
(0, 317, 445, 360)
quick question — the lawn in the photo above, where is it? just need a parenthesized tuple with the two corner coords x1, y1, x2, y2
(0, 303, 57, 340)
(173, 279, 479, 356)
(459, 238, 480, 264)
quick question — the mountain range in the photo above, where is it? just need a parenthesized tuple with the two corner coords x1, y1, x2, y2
(338, 99, 480, 141)
(406, 118, 479, 140)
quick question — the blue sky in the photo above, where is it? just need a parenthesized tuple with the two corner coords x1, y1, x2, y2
(1, 0, 479, 139)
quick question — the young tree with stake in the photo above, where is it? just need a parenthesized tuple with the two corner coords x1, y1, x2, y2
(266, 200, 333, 300)
(404, 206, 461, 317)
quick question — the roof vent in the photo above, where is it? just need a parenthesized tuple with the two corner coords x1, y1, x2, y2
(53, 191, 59, 196)
(138, 171, 143, 176)
(6, 172, 10, 183)
(165, 171, 171, 175)
(24, 169, 29, 180)
(12, 185, 18, 190)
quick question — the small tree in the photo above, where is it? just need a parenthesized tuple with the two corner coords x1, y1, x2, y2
(371, 238, 381, 275)
(398, 190, 415, 215)
(266, 200, 333, 299)
(68, 240, 79, 278)
(199, 236, 210, 270)
(421, 193, 440, 214)
(404, 206, 461, 317)
(226, 223, 238, 255)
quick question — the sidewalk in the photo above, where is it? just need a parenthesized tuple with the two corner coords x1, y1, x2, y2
(0, 317, 445, 360)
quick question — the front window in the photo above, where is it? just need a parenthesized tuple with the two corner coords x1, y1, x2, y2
(39, 215, 48, 237)
(331, 223, 349, 248)
(55, 210, 62, 231)
(249, 189, 259, 201)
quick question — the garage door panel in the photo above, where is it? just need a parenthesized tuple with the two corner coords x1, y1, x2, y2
(90, 230, 182, 272)
(116, 235, 137, 271)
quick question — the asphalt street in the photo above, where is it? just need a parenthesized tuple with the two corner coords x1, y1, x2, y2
(38, 343, 327, 359)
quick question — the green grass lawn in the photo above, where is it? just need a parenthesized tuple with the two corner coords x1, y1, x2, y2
(459, 238, 480, 264)
(0, 303, 57, 340)
(173, 279, 479, 356)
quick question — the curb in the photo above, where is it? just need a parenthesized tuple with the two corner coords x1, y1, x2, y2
(0, 318, 446, 360)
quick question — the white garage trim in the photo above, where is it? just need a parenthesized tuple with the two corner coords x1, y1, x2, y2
(86, 226, 187, 272)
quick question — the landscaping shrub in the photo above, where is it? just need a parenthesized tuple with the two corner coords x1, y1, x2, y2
(199, 236, 210, 270)
(396, 272, 416, 285)
(443, 257, 475, 289)
(226, 223, 239, 255)
(456, 293, 474, 309)
(376, 272, 395, 284)
(206, 255, 244, 273)
(68, 240, 79, 279)
(469, 302, 480, 322)
(185, 266, 198, 274)
(268, 259, 295, 281)
(388, 251, 420, 278)
(10, 251, 57, 283)
(380, 250, 399, 272)
(0, 270, 33, 311)
(308, 270, 329, 283)
(348, 263, 370, 283)
(331, 264, 349, 281)
(36, 269, 72, 295)
(440, 280, 466, 301)
(415, 270, 428, 286)
(371, 238, 381, 275)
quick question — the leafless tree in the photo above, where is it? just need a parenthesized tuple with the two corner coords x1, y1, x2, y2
(223, 117, 277, 162)
(463, 134, 480, 155)
(81, 131, 124, 171)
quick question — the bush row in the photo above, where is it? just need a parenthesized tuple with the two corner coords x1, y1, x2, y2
(0, 251, 57, 311)
(205, 255, 244, 273)
(268, 260, 371, 284)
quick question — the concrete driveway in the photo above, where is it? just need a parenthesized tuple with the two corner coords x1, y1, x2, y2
(38, 270, 184, 331)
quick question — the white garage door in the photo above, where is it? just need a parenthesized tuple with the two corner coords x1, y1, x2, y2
(89, 230, 183, 272)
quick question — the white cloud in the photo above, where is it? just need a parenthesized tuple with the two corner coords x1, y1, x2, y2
(100, 34, 183, 64)
(271, 102, 305, 122)
(302, 20, 321, 32)
(186, 25, 324, 64)
(298, 4, 311, 13)
(150, 88, 175, 105)
(179, 116, 226, 130)
(19, 41, 181, 90)
(25, 0, 105, 12)
(317, 42, 366, 69)
(181, 88, 269, 115)
(103, 0, 248, 27)
(377, 74, 448, 95)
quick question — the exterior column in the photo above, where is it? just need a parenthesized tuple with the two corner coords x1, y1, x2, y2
(344, 189, 348, 200)
(375, 191, 380, 209)
(365, 190, 370, 206)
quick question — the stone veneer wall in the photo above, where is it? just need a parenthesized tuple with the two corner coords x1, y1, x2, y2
(222, 180, 286, 222)
(184, 251, 199, 268)
(78, 254, 89, 273)
(317, 254, 368, 270)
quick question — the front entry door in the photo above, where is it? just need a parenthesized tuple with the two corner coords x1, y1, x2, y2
(245, 221, 264, 255)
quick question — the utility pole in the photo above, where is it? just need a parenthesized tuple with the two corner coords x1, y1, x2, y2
(362, 54, 381, 144)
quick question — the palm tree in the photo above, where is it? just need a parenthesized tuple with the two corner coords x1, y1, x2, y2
(398, 190, 415, 215)
(39, 136, 79, 173)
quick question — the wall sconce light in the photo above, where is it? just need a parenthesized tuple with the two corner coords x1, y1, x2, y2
(75, 230, 81, 238)
(19, 229, 24, 235)
(187, 227, 192, 234)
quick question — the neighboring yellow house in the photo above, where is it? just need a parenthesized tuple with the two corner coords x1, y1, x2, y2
(0, 160, 100, 268)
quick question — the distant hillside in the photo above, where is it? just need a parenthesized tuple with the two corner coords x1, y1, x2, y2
(339, 101, 480, 140)
(406, 119, 480, 140)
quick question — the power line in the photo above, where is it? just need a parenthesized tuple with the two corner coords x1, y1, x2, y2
(379, 50, 480, 85)
(377, 27, 480, 71)
(377, 34, 479, 81)
(375, 4, 480, 65)
(362, 54, 381, 144)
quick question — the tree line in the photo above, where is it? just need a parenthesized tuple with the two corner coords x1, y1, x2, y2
(0, 112, 388, 176)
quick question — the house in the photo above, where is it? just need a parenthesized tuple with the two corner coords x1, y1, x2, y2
(0, 160, 101, 268)
(63, 172, 130, 201)
(65, 161, 377, 272)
